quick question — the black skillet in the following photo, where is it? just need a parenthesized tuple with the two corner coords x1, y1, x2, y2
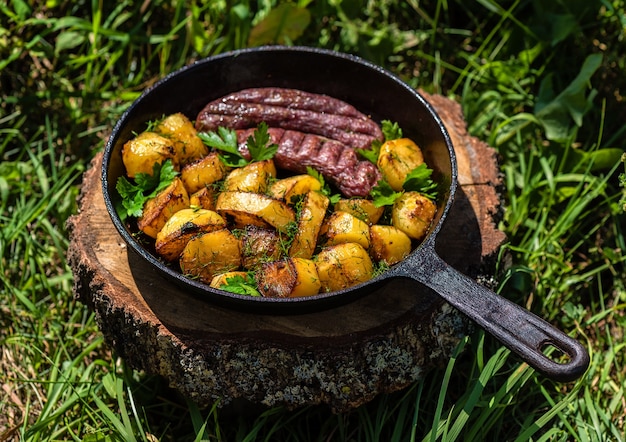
(102, 46, 590, 382)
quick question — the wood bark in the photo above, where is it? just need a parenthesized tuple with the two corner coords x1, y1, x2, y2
(67, 92, 505, 413)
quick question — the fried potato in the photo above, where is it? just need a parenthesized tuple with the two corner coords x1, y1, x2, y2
(391, 191, 437, 240)
(215, 191, 295, 232)
(223, 159, 276, 193)
(377, 138, 424, 191)
(179, 229, 241, 283)
(333, 198, 384, 224)
(189, 186, 217, 210)
(137, 177, 189, 238)
(180, 152, 228, 194)
(316, 243, 373, 292)
(257, 257, 321, 298)
(122, 131, 177, 178)
(156, 112, 209, 165)
(289, 190, 329, 259)
(319, 210, 370, 250)
(269, 174, 322, 202)
(240, 225, 284, 270)
(155, 208, 226, 261)
(369, 224, 412, 265)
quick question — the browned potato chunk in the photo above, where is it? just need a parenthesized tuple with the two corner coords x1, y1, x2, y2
(269, 174, 322, 202)
(179, 229, 241, 283)
(240, 226, 284, 270)
(369, 225, 412, 265)
(189, 186, 217, 210)
(333, 198, 384, 224)
(223, 159, 277, 193)
(122, 131, 177, 178)
(257, 257, 321, 298)
(155, 208, 226, 261)
(391, 191, 437, 240)
(215, 191, 295, 232)
(156, 113, 208, 165)
(319, 211, 370, 250)
(289, 191, 330, 259)
(316, 243, 373, 292)
(377, 138, 424, 191)
(137, 178, 189, 239)
(180, 152, 228, 194)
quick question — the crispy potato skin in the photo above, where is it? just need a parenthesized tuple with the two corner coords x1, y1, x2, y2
(179, 229, 241, 283)
(369, 224, 412, 265)
(122, 131, 177, 178)
(316, 243, 373, 292)
(181, 152, 228, 194)
(257, 257, 321, 298)
(392, 191, 437, 240)
(137, 178, 189, 238)
(289, 190, 329, 259)
(189, 186, 217, 210)
(240, 226, 283, 270)
(156, 112, 209, 165)
(319, 210, 370, 250)
(155, 208, 226, 261)
(377, 138, 424, 191)
(215, 191, 295, 232)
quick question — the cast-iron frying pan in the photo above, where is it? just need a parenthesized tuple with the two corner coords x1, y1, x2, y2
(102, 46, 590, 382)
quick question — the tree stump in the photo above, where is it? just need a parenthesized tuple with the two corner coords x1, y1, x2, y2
(67, 92, 505, 413)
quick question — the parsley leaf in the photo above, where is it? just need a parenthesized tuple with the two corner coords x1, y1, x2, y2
(246, 122, 278, 162)
(370, 179, 403, 207)
(381, 120, 403, 141)
(403, 164, 438, 200)
(219, 273, 261, 297)
(198, 127, 247, 167)
(116, 159, 178, 221)
(198, 123, 278, 167)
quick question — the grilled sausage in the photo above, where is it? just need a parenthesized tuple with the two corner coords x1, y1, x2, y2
(236, 128, 381, 197)
(195, 87, 383, 151)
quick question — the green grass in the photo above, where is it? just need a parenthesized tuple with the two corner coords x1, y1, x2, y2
(2, 0, 625, 440)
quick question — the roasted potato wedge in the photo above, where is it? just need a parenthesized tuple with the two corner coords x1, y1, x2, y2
(391, 191, 437, 240)
(223, 159, 276, 193)
(240, 225, 284, 270)
(289, 190, 330, 259)
(156, 112, 208, 165)
(215, 191, 295, 232)
(369, 224, 412, 265)
(180, 152, 228, 194)
(269, 174, 322, 202)
(319, 210, 370, 250)
(122, 131, 177, 178)
(257, 257, 321, 298)
(377, 138, 424, 191)
(137, 177, 189, 239)
(189, 186, 217, 210)
(316, 243, 373, 292)
(155, 208, 226, 261)
(333, 198, 384, 224)
(179, 229, 241, 283)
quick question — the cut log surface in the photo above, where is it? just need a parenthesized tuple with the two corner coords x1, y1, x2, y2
(67, 92, 506, 413)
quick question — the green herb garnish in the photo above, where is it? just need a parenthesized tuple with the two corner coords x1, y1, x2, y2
(402, 163, 439, 200)
(306, 166, 341, 204)
(219, 273, 261, 297)
(370, 179, 403, 208)
(198, 122, 277, 167)
(357, 119, 404, 164)
(116, 159, 178, 221)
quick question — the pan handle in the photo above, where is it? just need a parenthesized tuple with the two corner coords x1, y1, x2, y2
(404, 246, 590, 382)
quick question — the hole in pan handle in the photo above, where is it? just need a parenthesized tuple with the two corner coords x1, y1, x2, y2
(403, 244, 590, 382)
